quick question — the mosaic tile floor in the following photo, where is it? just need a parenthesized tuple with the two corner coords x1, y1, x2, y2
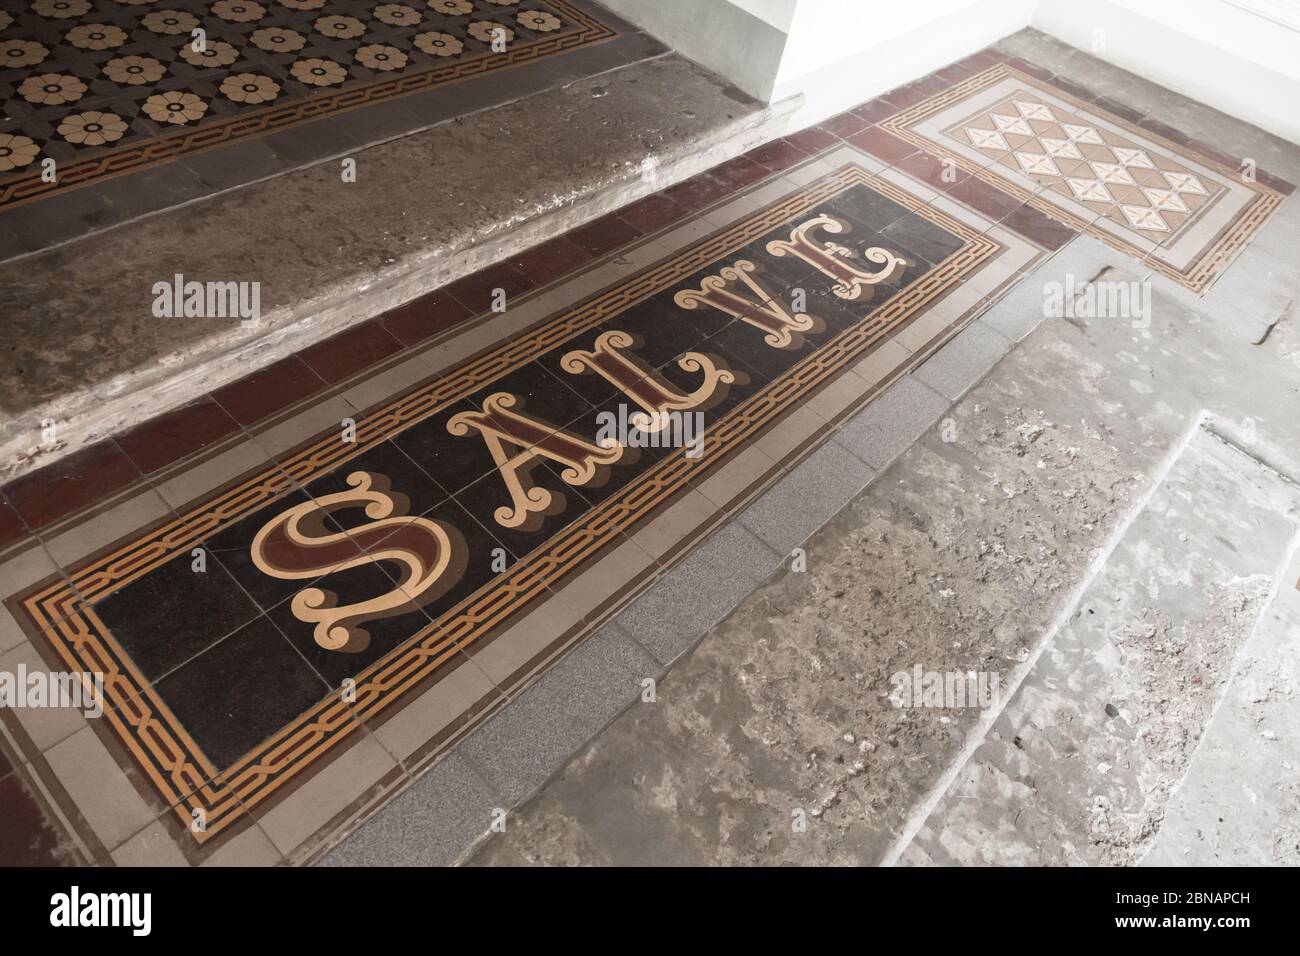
(0, 0, 633, 250)
(879, 63, 1285, 291)
(0, 42, 1291, 866)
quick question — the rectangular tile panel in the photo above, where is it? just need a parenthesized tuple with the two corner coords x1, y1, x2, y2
(0, 0, 617, 211)
(3, 147, 1041, 860)
(881, 64, 1284, 292)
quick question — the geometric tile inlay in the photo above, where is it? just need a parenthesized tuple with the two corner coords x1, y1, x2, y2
(880, 63, 1285, 292)
(5, 156, 1030, 856)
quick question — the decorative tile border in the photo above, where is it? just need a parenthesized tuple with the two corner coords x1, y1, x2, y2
(2, 147, 1044, 860)
(880, 64, 1284, 292)
(0, 0, 617, 211)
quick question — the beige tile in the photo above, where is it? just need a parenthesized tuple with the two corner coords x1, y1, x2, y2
(754, 404, 828, 465)
(371, 654, 500, 764)
(626, 487, 717, 561)
(257, 728, 397, 855)
(43, 488, 171, 568)
(653, 216, 716, 253)
(896, 283, 984, 354)
(199, 823, 283, 867)
(469, 538, 654, 688)
(703, 178, 795, 229)
(466, 608, 569, 692)
(691, 441, 779, 514)
(845, 338, 914, 389)
(0, 639, 90, 750)
(247, 395, 355, 461)
(804, 364, 882, 425)
(0, 542, 62, 651)
(342, 351, 439, 415)
(927, 194, 996, 233)
(423, 320, 508, 377)
(782, 155, 841, 187)
(46, 724, 158, 850)
(110, 819, 189, 867)
(877, 166, 940, 204)
(153, 439, 273, 513)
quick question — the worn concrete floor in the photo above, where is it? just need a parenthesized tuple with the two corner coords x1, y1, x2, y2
(0, 52, 791, 483)
(466, 61, 1300, 866)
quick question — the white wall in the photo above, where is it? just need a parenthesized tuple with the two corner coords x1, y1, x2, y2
(598, 0, 794, 100)
(608, 0, 1300, 145)
(772, 0, 1036, 129)
(1032, 0, 1300, 144)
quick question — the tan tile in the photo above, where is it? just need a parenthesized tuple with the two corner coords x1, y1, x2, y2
(691, 441, 779, 513)
(153, 439, 273, 513)
(846, 338, 914, 388)
(199, 823, 283, 867)
(342, 351, 439, 415)
(0, 639, 90, 751)
(755, 404, 828, 465)
(110, 820, 190, 867)
(0, 542, 62, 651)
(626, 487, 717, 561)
(247, 395, 356, 461)
(45, 724, 158, 850)
(257, 728, 398, 855)
(371, 654, 501, 763)
(43, 488, 171, 568)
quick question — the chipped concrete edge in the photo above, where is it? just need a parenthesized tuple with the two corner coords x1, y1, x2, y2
(0, 86, 803, 483)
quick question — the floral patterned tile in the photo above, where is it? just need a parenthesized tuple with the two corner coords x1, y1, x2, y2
(0, 0, 618, 211)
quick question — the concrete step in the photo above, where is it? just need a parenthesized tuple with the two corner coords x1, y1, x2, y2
(0, 52, 798, 482)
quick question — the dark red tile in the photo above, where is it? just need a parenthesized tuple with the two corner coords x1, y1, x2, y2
(1137, 116, 1191, 145)
(851, 98, 897, 124)
(1256, 168, 1295, 195)
(879, 83, 931, 110)
(1092, 95, 1146, 125)
(381, 290, 474, 346)
(710, 154, 769, 191)
(3, 441, 141, 531)
(1185, 138, 1239, 171)
(934, 61, 976, 84)
(445, 261, 535, 313)
(896, 150, 970, 191)
(1045, 74, 1096, 104)
(116, 398, 241, 475)
(880, 75, 951, 110)
(0, 496, 27, 550)
(846, 126, 919, 164)
(954, 49, 1004, 73)
(566, 213, 643, 257)
(783, 126, 838, 155)
(945, 176, 1025, 221)
(0, 774, 70, 866)
(1004, 56, 1053, 81)
(663, 171, 733, 211)
(1002, 203, 1077, 250)
(510, 236, 593, 285)
(299, 319, 404, 384)
(615, 193, 689, 233)
(820, 110, 871, 139)
(213, 355, 325, 426)
(745, 137, 810, 172)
